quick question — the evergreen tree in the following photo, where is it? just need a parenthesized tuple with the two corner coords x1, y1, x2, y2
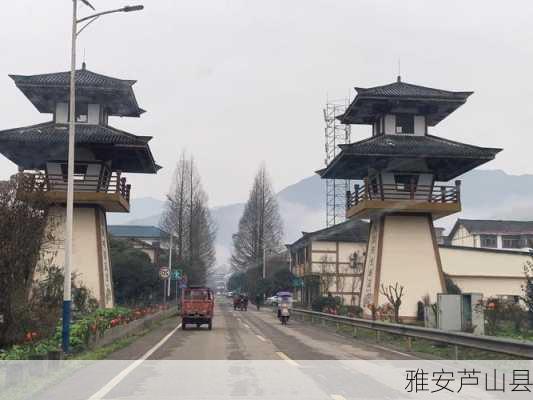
(161, 151, 216, 285)
(230, 164, 283, 272)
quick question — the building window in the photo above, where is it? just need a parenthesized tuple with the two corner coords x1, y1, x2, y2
(61, 163, 88, 181)
(73, 103, 88, 123)
(523, 236, 533, 248)
(480, 234, 497, 248)
(502, 235, 521, 249)
(374, 119, 382, 136)
(395, 114, 414, 134)
(394, 174, 419, 192)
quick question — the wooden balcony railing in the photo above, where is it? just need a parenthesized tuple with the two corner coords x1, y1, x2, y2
(346, 179, 461, 210)
(20, 172, 131, 203)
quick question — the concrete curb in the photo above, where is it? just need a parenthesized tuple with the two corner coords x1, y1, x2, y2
(88, 306, 178, 349)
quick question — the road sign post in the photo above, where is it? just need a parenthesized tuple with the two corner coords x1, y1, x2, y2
(159, 267, 170, 304)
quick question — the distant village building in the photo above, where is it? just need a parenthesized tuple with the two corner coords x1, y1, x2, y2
(108, 225, 169, 264)
(0, 65, 160, 307)
(448, 219, 533, 251)
(287, 219, 369, 306)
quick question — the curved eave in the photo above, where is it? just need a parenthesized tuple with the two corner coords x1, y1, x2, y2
(11, 82, 145, 118)
(319, 147, 501, 182)
(339, 97, 469, 126)
(0, 122, 161, 174)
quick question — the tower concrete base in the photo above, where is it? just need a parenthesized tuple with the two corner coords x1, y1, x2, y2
(38, 205, 114, 308)
(360, 214, 446, 320)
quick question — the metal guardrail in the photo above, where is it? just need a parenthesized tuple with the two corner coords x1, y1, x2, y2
(291, 308, 533, 359)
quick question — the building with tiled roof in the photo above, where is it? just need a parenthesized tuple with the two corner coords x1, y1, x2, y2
(286, 220, 370, 306)
(0, 65, 161, 308)
(108, 225, 169, 264)
(448, 219, 533, 250)
(316, 76, 502, 319)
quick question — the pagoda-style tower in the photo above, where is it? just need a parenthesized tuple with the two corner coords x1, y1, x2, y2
(318, 77, 501, 319)
(0, 65, 160, 308)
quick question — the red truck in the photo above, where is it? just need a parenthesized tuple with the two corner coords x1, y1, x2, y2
(180, 286, 214, 330)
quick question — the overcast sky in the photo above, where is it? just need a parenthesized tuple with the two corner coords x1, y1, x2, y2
(1, 0, 532, 207)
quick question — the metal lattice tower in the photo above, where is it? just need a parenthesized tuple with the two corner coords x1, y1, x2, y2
(324, 99, 351, 227)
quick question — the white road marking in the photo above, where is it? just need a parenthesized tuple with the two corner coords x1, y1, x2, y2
(371, 344, 417, 359)
(276, 351, 300, 367)
(243, 323, 250, 329)
(256, 334, 266, 342)
(330, 395, 347, 400)
(87, 323, 181, 400)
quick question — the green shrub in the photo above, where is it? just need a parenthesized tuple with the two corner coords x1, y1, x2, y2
(0, 305, 140, 360)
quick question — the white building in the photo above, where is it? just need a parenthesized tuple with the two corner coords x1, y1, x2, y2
(448, 219, 533, 251)
(287, 219, 369, 306)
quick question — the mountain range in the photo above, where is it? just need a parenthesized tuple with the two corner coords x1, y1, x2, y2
(107, 169, 533, 264)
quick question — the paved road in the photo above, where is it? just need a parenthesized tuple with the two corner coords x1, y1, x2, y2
(108, 298, 413, 361)
(26, 299, 424, 400)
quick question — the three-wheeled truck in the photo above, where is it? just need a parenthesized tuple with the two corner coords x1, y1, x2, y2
(180, 286, 214, 330)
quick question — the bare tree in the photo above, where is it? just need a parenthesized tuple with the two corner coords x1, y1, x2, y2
(521, 258, 533, 328)
(318, 255, 335, 296)
(380, 282, 405, 323)
(161, 152, 217, 285)
(350, 276, 359, 306)
(230, 164, 283, 272)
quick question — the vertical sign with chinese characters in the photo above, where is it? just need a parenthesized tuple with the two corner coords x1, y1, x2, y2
(360, 218, 381, 311)
(99, 210, 114, 308)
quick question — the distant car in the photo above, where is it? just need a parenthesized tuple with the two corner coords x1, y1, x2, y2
(226, 291, 233, 298)
(265, 296, 278, 306)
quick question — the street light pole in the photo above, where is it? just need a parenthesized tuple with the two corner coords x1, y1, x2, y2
(61, 0, 144, 354)
(62, 0, 78, 355)
(168, 233, 173, 299)
(262, 247, 266, 280)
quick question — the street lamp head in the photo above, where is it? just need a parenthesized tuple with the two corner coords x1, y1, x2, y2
(123, 5, 144, 12)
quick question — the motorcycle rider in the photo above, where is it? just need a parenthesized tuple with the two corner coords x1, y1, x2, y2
(279, 301, 290, 325)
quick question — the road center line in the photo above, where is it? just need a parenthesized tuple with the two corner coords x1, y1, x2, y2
(275, 351, 300, 367)
(88, 322, 181, 400)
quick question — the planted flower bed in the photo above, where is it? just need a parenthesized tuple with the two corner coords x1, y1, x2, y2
(0, 304, 171, 360)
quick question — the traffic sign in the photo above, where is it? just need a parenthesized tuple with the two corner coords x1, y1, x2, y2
(171, 269, 182, 280)
(159, 266, 170, 279)
(292, 277, 304, 288)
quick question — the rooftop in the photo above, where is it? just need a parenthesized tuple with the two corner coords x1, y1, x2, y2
(287, 219, 370, 250)
(9, 66, 144, 117)
(339, 77, 473, 126)
(453, 219, 533, 236)
(108, 225, 168, 239)
(0, 122, 160, 173)
(318, 134, 501, 181)
(353, 78, 472, 100)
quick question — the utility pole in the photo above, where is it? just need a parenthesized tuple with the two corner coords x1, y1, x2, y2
(168, 233, 173, 299)
(61, 0, 144, 353)
(62, 0, 78, 355)
(262, 247, 266, 280)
